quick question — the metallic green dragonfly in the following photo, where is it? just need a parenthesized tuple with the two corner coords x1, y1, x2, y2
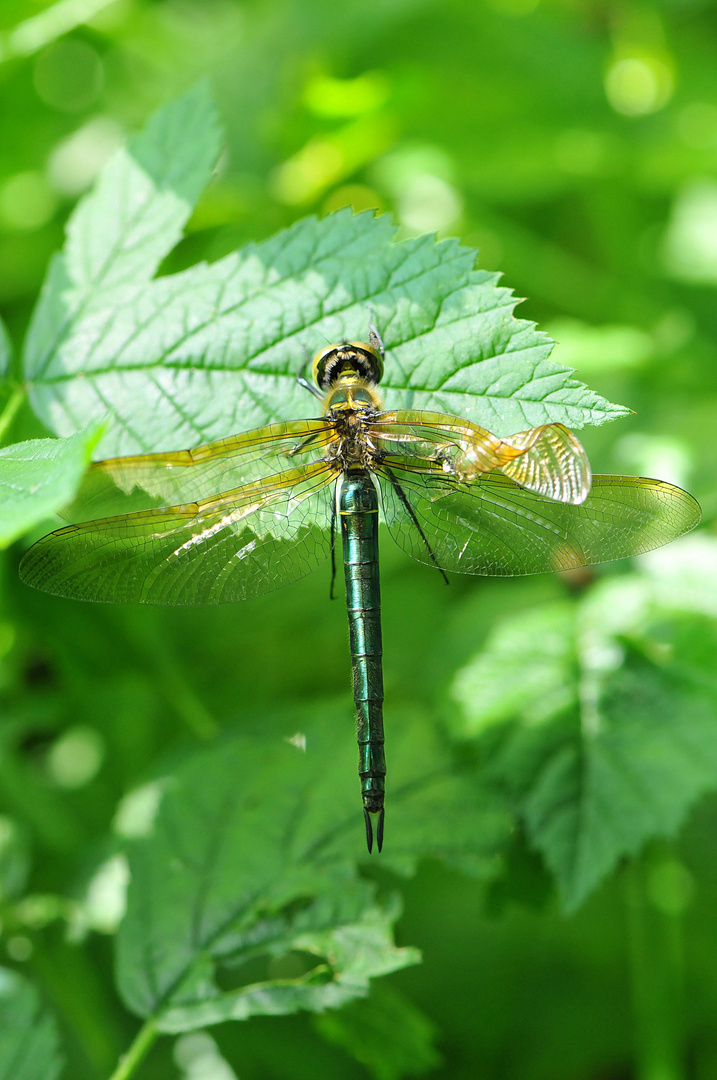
(19, 328, 701, 852)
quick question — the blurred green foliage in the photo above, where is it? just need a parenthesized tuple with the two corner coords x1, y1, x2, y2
(1, 1, 717, 1079)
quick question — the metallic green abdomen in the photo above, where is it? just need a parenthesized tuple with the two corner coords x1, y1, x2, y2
(339, 471, 385, 852)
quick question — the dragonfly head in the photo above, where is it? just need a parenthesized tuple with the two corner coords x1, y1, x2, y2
(311, 339, 384, 391)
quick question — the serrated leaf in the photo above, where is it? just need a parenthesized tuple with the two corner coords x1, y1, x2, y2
(527, 646, 717, 912)
(450, 550, 717, 913)
(314, 983, 441, 1080)
(116, 725, 416, 1032)
(116, 702, 507, 1031)
(0, 428, 101, 547)
(0, 968, 62, 1080)
(24, 82, 221, 388)
(159, 902, 417, 1033)
(23, 93, 627, 458)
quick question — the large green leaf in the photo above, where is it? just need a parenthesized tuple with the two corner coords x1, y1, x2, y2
(0, 968, 62, 1080)
(450, 537, 717, 912)
(23, 92, 628, 459)
(0, 428, 101, 548)
(116, 703, 506, 1032)
(116, 703, 507, 1029)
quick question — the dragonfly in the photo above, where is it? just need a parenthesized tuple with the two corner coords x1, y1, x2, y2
(19, 327, 701, 853)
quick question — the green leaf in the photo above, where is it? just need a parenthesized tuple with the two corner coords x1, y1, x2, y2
(24, 81, 222, 392)
(370, 709, 510, 880)
(314, 983, 441, 1080)
(23, 94, 627, 458)
(450, 602, 576, 733)
(0, 428, 101, 548)
(116, 700, 508, 1032)
(116, 723, 419, 1033)
(450, 540, 717, 913)
(0, 968, 62, 1080)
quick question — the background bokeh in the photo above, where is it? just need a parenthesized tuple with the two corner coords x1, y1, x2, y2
(1, 1, 717, 1078)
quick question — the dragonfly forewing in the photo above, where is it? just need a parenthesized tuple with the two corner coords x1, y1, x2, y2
(62, 419, 336, 522)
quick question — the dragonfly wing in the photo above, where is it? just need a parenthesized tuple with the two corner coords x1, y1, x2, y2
(20, 462, 338, 604)
(499, 423, 591, 504)
(370, 413, 590, 504)
(64, 420, 335, 521)
(378, 468, 701, 576)
(370, 410, 507, 472)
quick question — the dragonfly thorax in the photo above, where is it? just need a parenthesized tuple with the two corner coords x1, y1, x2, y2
(323, 374, 383, 471)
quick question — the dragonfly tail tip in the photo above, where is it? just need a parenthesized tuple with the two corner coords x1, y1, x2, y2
(364, 808, 374, 854)
(364, 807, 384, 854)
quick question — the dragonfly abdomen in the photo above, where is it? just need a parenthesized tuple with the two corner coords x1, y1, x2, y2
(339, 471, 386, 854)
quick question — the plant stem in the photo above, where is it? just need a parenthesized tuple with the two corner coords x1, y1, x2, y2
(107, 1018, 159, 1080)
(0, 384, 25, 444)
(625, 849, 686, 1080)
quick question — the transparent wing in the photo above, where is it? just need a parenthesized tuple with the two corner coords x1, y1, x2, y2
(378, 467, 701, 576)
(20, 462, 338, 605)
(63, 419, 335, 521)
(369, 411, 590, 504)
(499, 423, 590, 504)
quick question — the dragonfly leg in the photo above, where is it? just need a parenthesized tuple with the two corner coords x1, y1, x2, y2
(288, 430, 323, 457)
(329, 493, 337, 600)
(297, 358, 324, 400)
(381, 465, 450, 585)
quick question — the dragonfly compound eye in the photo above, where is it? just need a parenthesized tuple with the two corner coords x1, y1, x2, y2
(312, 340, 384, 391)
(311, 344, 338, 390)
(347, 340, 383, 385)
